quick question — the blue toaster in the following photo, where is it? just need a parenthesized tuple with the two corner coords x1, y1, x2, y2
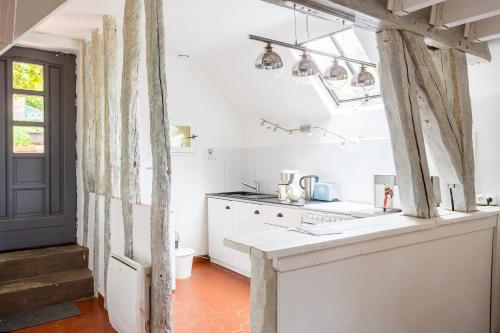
(313, 183, 340, 201)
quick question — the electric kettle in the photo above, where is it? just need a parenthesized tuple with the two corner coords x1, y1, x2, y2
(299, 175, 319, 200)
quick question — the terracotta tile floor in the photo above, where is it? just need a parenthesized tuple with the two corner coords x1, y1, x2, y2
(14, 258, 250, 333)
(173, 259, 250, 333)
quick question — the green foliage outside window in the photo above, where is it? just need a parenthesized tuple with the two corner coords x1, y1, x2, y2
(13, 62, 44, 91)
(13, 126, 43, 147)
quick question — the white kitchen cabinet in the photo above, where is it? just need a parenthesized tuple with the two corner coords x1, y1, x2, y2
(262, 205, 302, 228)
(232, 202, 265, 274)
(208, 198, 234, 267)
(208, 197, 302, 277)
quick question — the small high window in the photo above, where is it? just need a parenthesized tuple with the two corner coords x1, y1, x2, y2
(11, 61, 46, 154)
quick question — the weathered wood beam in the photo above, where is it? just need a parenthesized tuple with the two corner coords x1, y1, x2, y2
(250, 250, 277, 333)
(121, 0, 142, 259)
(387, 0, 445, 17)
(376, 29, 437, 219)
(103, 15, 118, 308)
(429, 48, 476, 212)
(0, 0, 16, 46)
(82, 40, 95, 246)
(400, 31, 463, 180)
(262, 0, 491, 61)
(401, 31, 476, 212)
(465, 16, 500, 42)
(92, 29, 104, 296)
(144, 0, 173, 331)
(430, 0, 500, 28)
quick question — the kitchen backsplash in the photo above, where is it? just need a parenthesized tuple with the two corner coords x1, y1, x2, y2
(205, 139, 397, 204)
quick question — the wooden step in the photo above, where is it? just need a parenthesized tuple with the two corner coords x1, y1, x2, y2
(0, 245, 89, 283)
(0, 268, 94, 315)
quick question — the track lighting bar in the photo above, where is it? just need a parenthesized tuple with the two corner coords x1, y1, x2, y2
(260, 118, 357, 144)
(249, 34, 377, 68)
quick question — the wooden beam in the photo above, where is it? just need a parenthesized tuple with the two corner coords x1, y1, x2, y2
(387, 0, 445, 16)
(401, 31, 476, 212)
(144, 0, 174, 332)
(120, 0, 142, 259)
(465, 16, 500, 42)
(82, 40, 95, 247)
(431, 0, 500, 28)
(262, 0, 491, 61)
(0, 0, 16, 45)
(92, 29, 104, 296)
(103, 15, 118, 308)
(430, 48, 476, 212)
(250, 250, 277, 333)
(376, 29, 437, 219)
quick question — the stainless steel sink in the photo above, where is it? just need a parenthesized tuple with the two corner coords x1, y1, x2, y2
(212, 192, 277, 200)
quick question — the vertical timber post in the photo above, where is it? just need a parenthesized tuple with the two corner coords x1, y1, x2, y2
(82, 41, 95, 246)
(92, 29, 105, 296)
(103, 15, 118, 306)
(376, 29, 437, 219)
(120, 0, 142, 259)
(144, 0, 173, 331)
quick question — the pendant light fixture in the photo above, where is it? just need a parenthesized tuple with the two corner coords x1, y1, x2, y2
(291, 9, 319, 83)
(292, 50, 319, 78)
(323, 20, 348, 89)
(351, 65, 375, 94)
(255, 42, 284, 79)
(323, 59, 348, 88)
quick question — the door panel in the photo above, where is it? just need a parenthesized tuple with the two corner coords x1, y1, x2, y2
(0, 47, 77, 251)
(14, 188, 45, 215)
(14, 157, 45, 183)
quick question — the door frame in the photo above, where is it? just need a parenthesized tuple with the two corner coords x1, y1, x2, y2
(0, 46, 77, 251)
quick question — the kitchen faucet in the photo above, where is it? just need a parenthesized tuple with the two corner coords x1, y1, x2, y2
(241, 180, 260, 193)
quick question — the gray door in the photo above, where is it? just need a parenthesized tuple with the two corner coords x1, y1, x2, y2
(0, 47, 77, 251)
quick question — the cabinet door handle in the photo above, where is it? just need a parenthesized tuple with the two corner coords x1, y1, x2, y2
(277, 213, 283, 218)
(254, 210, 260, 215)
(225, 206, 231, 210)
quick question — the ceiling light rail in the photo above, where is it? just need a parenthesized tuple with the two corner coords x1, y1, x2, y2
(260, 118, 357, 145)
(249, 34, 377, 68)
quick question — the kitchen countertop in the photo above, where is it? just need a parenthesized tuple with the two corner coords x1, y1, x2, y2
(207, 192, 396, 217)
(206, 192, 323, 208)
(224, 206, 500, 260)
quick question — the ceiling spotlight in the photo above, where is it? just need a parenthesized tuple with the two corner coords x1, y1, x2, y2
(351, 65, 375, 94)
(289, 131, 294, 138)
(255, 43, 284, 79)
(260, 120, 265, 126)
(273, 126, 278, 132)
(292, 51, 319, 82)
(323, 59, 348, 88)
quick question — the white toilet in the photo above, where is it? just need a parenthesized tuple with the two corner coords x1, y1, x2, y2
(175, 248, 195, 279)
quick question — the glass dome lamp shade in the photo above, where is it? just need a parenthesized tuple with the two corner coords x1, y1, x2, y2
(292, 51, 319, 78)
(323, 59, 348, 89)
(255, 43, 284, 79)
(351, 65, 376, 95)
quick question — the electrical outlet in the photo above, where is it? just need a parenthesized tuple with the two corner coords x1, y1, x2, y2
(207, 148, 216, 160)
(476, 194, 497, 206)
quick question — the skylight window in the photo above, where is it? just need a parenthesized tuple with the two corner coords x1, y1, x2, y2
(305, 28, 381, 104)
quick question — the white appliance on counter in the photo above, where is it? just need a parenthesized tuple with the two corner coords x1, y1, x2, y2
(302, 201, 374, 224)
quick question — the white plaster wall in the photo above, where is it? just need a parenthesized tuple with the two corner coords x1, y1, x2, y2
(138, 55, 244, 255)
(469, 39, 500, 200)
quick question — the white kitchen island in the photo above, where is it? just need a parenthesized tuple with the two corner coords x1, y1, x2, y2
(225, 206, 500, 333)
